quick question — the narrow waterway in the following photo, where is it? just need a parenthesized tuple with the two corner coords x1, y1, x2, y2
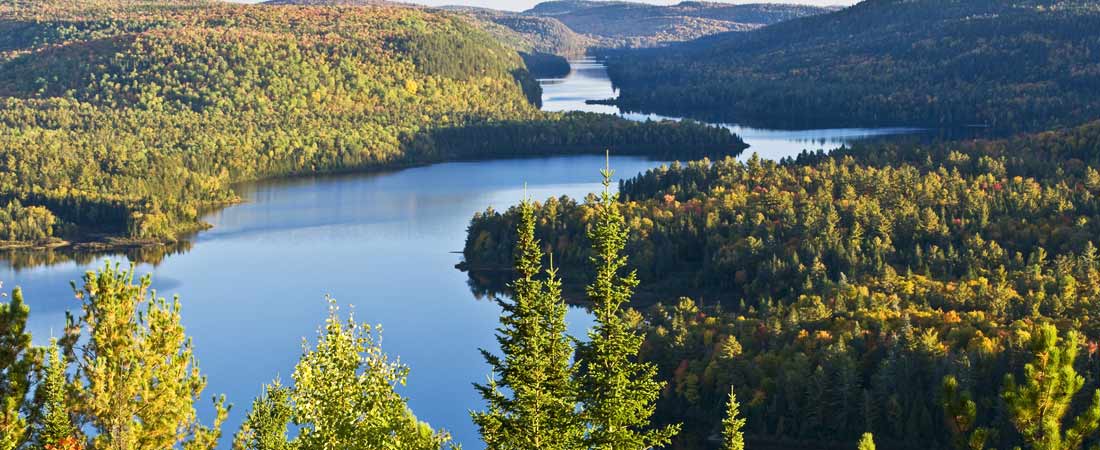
(540, 58, 925, 160)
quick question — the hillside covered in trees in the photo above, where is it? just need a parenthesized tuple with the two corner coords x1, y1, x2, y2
(0, 0, 742, 249)
(523, 0, 833, 49)
(463, 120, 1100, 449)
(604, 0, 1100, 132)
(444, 0, 834, 60)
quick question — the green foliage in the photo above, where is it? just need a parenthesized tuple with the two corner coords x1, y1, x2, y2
(575, 157, 680, 449)
(232, 381, 294, 450)
(942, 375, 993, 450)
(36, 340, 78, 449)
(72, 263, 226, 450)
(1002, 323, 1100, 450)
(721, 387, 745, 450)
(606, 0, 1100, 132)
(0, 201, 58, 245)
(238, 299, 453, 450)
(0, 287, 37, 450)
(473, 198, 584, 449)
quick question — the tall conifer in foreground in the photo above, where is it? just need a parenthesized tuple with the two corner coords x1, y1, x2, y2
(722, 387, 745, 450)
(473, 194, 583, 450)
(576, 156, 680, 449)
(1002, 323, 1100, 450)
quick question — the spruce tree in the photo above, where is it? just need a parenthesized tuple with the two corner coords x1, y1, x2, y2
(473, 196, 583, 450)
(722, 387, 746, 450)
(0, 287, 37, 450)
(857, 433, 876, 450)
(37, 339, 78, 449)
(576, 156, 680, 449)
(1002, 323, 1100, 450)
(72, 264, 227, 450)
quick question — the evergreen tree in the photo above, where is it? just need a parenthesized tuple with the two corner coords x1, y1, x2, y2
(941, 375, 992, 450)
(0, 287, 37, 450)
(473, 196, 583, 450)
(72, 264, 227, 450)
(276, 298, 452, 450)
(232, 381, 294, 450)
(576, 156, 681, 449)
(857, 433, 875, 450)
(1002, 323, 1100, 450)
(36, 339, 78, 449)
(722, 387, 746, 450)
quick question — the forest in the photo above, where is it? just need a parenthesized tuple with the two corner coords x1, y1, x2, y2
(3, 162, 1099, 450)
(603, 0, 1100, 132)
(462, 121, 1100, 449)
(5, 0, 1100, 449)
(0, 0, 740, 248)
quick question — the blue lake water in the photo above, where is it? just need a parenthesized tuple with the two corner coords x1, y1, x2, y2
(3, 59, 923, 448)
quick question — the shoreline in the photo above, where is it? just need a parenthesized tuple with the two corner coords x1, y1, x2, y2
(2, 146, 744, 260)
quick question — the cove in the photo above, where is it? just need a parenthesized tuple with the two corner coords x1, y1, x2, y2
(3, 60, 923, 449)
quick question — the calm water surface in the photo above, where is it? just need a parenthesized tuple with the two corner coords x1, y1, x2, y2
(4, 59, 920, 448)
(541, 58, 926, 159)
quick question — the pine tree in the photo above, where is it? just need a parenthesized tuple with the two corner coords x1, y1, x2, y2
(0, 287, 37, 450)
(857, 433, 876, 450)
(473, 195, 583, 450)
(37, 339, 78, 449)
(72, 264, 227, 450)
(941, 375, 992, 450)
(1002, 323, 1100, 450)
(722, 387, 746, 450)
(576, 155, 681, 449)
(232, 380, 294, 450)
(282, 298, 452, 450)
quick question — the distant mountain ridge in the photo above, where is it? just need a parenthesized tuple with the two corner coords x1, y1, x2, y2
(519, 0, 836, 49)
(261, 0, 832, 57)
(605, 0, 1100, 132)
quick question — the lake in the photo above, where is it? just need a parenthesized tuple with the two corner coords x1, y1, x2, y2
(3, 59, 922, 448)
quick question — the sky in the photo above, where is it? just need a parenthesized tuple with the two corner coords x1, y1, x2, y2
(233, 0, 857, 12)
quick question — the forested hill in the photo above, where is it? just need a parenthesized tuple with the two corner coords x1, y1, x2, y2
(462, 119, 1100, 449)
(441, 6, 592, 58)
(524, 0, 834, 48)
(0, 0, 743, 249)
(605, 0, 1100, 132)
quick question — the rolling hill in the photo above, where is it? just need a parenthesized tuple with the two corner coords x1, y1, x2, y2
(0, 0, 742, 248)
(526, 0, 836, 48)
(604, 0, 1100, 131)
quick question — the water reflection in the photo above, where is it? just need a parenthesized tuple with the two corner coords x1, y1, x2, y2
(540, 58, 927, 160)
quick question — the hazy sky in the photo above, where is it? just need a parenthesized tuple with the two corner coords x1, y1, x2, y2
(233, 0, 857, 12)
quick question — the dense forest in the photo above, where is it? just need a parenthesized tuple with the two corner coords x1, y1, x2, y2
(604, 0, 1100, 132)
(0, 0, 741, 248)
(3, 162, 1098, 450)
(463, 122, 1100, 448)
